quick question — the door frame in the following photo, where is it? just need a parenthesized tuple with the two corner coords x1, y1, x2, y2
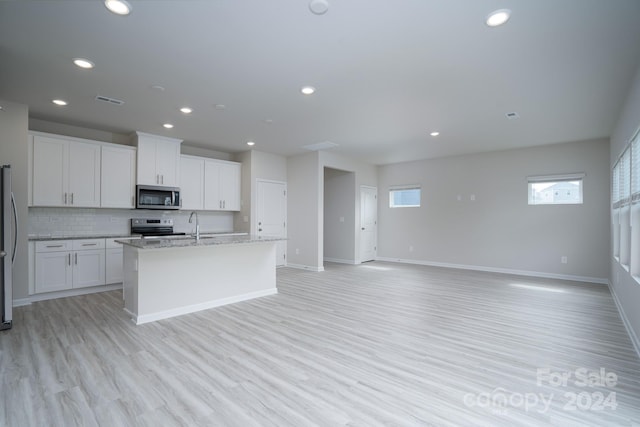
(359, 185, 378, 263)
(255, 179, 287, 265)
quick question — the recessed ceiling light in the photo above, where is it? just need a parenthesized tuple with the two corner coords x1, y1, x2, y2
(151, 85, 166, 92)
(104, 0, 131, 16)
(73, 58, 94, 69)
(247, 141, 256, 146)
(264, 119, 273, 124)
(163, 123, 174, 129)
(486, 9, 511, 27)
(301, 86, 316, 95)
(214, 104, 226, 110)
(309, 0, 329, 15)
(430, 131, 440, 137)
(52, 99, 68, 106)
(180, 107, 193, 114)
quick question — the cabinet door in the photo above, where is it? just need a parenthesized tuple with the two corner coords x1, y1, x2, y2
(220, 162, 241, 211)
(68, 141, 101, 207)
(73, 249, 106, 288)
(35, 251, 72, 293)
(102, 145, 136, 208)
(155, 140, 180, 186)
(105, 248, 124, 284)
(32, 135, 67, 206)
(180, 156, 204, 210)
(136, 139, 158, 185)
(203, 160, 222, 210)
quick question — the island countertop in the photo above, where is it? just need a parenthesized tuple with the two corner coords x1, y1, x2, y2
(116, 234, 285, 250)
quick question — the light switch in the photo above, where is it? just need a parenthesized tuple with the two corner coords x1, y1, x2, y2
(339, 216, 345, 222)
(470, 194, 476, 201)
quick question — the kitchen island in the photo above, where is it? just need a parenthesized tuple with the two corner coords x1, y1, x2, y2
(116, 235, 284, 325)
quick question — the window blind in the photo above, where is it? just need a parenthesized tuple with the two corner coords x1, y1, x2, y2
(620, 148, 631, 207)
(632, 130, 640, 203)
(613, 162, 620, 207)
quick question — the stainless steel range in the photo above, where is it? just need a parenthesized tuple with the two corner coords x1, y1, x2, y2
(130, 218, 186, 237)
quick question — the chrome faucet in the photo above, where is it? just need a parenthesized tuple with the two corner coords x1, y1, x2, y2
(189, 211, 200, 240)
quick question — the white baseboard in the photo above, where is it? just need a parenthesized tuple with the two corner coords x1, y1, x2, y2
(323, 258, 358, 265)
(286, 263, 325, 272)
(375, 257, 608, 285)
(608, 281, 640, 359)
(14, 283, 123, 306)
(133, 288, 278, 325)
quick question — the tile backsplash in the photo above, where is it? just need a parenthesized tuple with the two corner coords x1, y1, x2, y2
(28, 208, 234, 237)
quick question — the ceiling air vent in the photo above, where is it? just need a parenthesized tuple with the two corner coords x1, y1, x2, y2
(505, 112, 520, 120)
(303, 141, 339, 151)
(95, 95, 124, 106)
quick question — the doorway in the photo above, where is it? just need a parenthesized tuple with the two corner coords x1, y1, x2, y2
(360, 185, 377, 262)
(256, 179, 287, 266)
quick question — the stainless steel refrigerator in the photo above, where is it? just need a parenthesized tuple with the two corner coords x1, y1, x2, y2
(1, 165, 17, 331)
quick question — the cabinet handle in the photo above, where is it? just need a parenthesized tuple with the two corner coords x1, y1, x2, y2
(81, 243, 97, 247)
(68, 253, 71, 266)
(46, 244, 64, 248)
(64, 193, 68, 204)
(71, 193, 74, 205)
(161, 175, 164, 184)
(223, 200, 226, 209)
(75, 253, 78, 265)
(156, 174, 159, 184)
(132, 196, 135, 206)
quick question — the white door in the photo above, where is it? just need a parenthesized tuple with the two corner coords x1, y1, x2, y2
(256, 180, 287, 266)
(360, 186, 377, 262)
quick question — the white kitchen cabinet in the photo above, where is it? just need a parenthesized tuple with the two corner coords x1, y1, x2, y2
(134, 132, 182, 186)
(34, 239, 106, 293)
(180, 155, 205, 210)
(105, 239, 124, 284)
(32, 134, 101, 207)
(101, 145, 136, 208)
(35, 241, 73, 293)
(204, 159, 241, 211)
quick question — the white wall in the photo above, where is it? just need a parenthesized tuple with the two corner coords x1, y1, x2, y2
(377, 139, 610, 282)
(0, 100, 29, 300)
(610, 63, 640, 353)
(324, 168, 356, 263)
(287, 152, 322, 269)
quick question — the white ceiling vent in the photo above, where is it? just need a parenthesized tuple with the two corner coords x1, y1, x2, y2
(303, 141, 339, 151)
(505, 112, 520, 120)
(95, 95, 124, 106)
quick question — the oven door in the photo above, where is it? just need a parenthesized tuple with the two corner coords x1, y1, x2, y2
(136, 185, 181, 210)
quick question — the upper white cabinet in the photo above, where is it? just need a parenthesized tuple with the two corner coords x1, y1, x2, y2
(134, 132, 182, 187)
(204, 159, 241, 211)
(180, 155, 205, 210)
(101, 145, 136, 208)
(32, 134, 101, 207)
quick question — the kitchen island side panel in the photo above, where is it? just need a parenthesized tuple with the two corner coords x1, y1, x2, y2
(125, 242, 277, 324)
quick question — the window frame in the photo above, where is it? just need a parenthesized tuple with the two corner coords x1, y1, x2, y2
(527, 173, 585, 205)
(389, 185, 421, 208)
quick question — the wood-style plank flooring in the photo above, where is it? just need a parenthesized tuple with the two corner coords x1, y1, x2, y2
(2, 262, 640, 426)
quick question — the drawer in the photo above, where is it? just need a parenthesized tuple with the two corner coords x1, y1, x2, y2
(35, 240, 73, 253)
(105, 238, 125, 249)
(72, 239, 105, 251)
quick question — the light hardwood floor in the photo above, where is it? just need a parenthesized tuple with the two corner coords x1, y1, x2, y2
(1, 262, 640, 426)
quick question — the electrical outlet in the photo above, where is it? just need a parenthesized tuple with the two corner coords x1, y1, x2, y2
(339, 216, 345, 223)
(243, 216, 249, 223)
(561, 256, 568, 264)
(295, 248, 300, 255)
(470, 194, 476, 201)
(409, 245, 414, 252)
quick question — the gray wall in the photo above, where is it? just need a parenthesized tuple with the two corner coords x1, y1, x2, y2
(610, 63, 640, 351)
(0, 100, 29, 300)
(324, 168, 356, 263)
(377, 139, 610, 282)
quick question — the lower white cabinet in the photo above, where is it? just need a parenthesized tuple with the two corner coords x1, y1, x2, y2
(35, 239, 106, 293)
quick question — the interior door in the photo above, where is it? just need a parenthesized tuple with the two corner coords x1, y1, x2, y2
(360, 186, 377, 262)
(256, 180, 287, 266)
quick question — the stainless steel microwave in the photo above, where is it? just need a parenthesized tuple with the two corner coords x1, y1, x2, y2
(136, 185, 181, 210)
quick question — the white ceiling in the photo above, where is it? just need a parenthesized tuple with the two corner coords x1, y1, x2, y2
(2, 0, 640, 165)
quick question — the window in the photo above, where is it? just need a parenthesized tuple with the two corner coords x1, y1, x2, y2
(527, 174, 584, 205)
(389, 185, 421, 208)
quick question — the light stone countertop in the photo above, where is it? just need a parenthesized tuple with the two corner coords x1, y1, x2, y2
(28, 231, 244, 242)
(116, 234, 285, 250)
